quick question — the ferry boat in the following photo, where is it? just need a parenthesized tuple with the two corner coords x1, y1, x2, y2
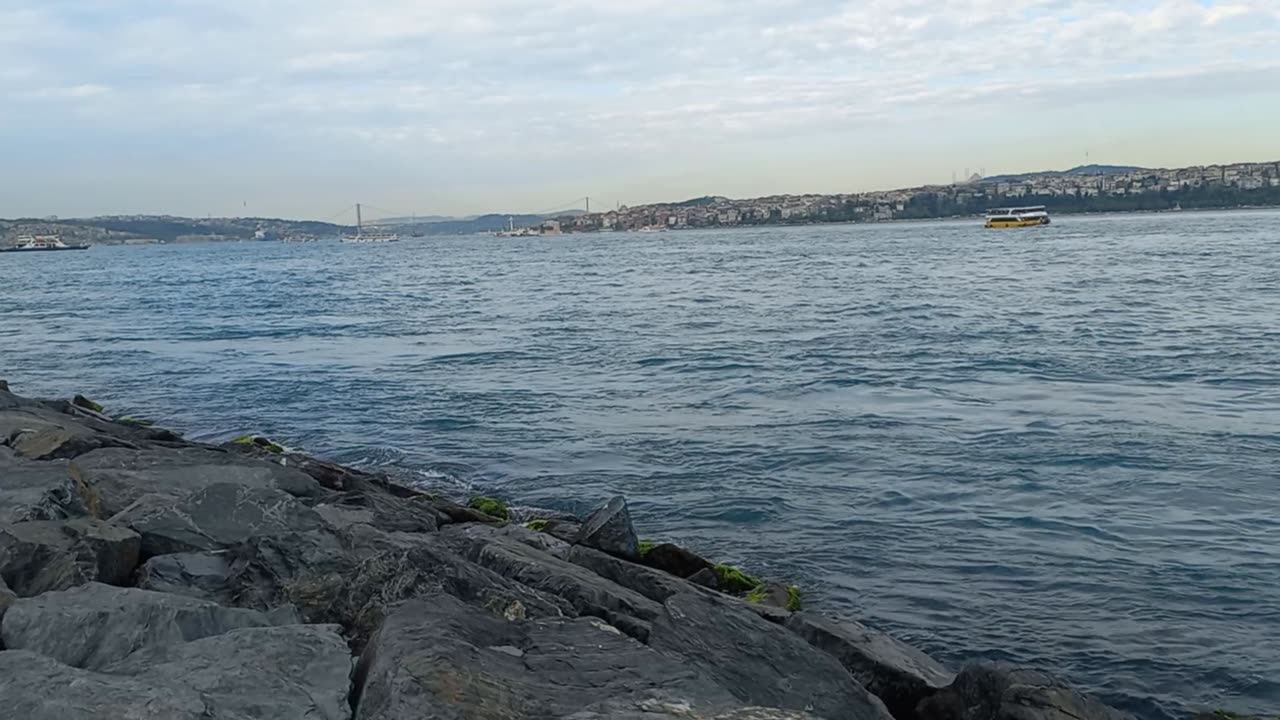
(984, 206, 1051, 228)
(341, 204, 400, 243)
(1, 235, 91, 252)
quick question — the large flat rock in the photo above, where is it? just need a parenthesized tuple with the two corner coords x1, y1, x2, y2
(0, 452, 86, 523)
(352, 593, 742, 720)
(137, 551, 232, 602)
(71, 445, 322, 517)
(443, 522, 661, 640)
(649, 592, 895, 720)
(111, 483, 326, 556)
(1, 582, 271, 669)
(786, 612, 954, 720)
(106, 623, 352, 720)
(0, 650, 207, 719)
(917, 662, 1133, 720)
(0, 517, 141, 596)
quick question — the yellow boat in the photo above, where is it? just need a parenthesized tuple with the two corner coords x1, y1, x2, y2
(985, 206, 1051, 228)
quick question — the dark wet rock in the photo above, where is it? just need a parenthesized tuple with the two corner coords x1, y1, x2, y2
(568, 704, 826, 719)
(650, 592, 895, 720)
(352, 593, 741, 720)
(0, 453, 86, 523)
(137, 552, 232, 602)
(916, 662, 1133, 720)
(542, 517, 584, 543)
(431, 495, 504, 525)
(72, 394, 106, 414)
(315, 489, 440, 534)
(642, 541, 716, 578)
(444, 523, 659, 640)
(786, 612, 954, 720)
(0, 518, 141, 596)
(70, 445, 323, 518)
(1, 582, 270, 670)
(104, 623, 353, 720)
(0, 650, 208, 720)
(577, 495, 641, 560)
(688, 566, 720, 588)
(0, 575, 14, 634)
(227, 525, 572, 649)
(111, 483, 325, 557)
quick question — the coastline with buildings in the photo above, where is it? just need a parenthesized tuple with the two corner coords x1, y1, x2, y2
(2, 160, 1279, 245)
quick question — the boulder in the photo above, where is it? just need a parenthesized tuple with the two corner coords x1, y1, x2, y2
(576, 495, 641, 560)
(111, 483, 326, 557)
(688, 566, 720, 588)
(0, 582, 270, 669)
(105, 623, 353, 720)
(444, 523, 660, 641)
(0, 453, 86, 523)
(786, 612, 954, 720)
(0, 518, 141, 596)
(916, 662, 1133, 720)
(352, 593, 742, 720)
(0, 575, 15, 635)
(643, 541, 716, 578)
(649, 592, 895, 720)
(137, 552, 232, 602)
(0, 650, 208, 719)
(315, 489, 440, 534)
(70, 446, 322, 518)
(227, 525, 573, 649)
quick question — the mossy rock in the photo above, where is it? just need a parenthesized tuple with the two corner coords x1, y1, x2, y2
(745, 582, 802, 611)
(525, 518, 549, 531)
(232, 434, 285, 454)
(72, 394, 105, 413)
(785, 585, 802, 612)
(713, 563, 761, 594)
(117, 416, 156, 428)
(467, 496, 509, 521)
(638, 540, 656, 557)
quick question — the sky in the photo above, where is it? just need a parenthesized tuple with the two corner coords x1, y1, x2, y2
(2, 0, 1279, 220)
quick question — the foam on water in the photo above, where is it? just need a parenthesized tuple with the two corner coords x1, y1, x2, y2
(3, 210, 1279, 718)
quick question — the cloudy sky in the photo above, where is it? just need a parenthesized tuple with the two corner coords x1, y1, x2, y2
(2, 0, 1278, 219)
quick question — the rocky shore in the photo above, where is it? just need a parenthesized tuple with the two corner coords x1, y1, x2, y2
(0, 381, 1191, 719)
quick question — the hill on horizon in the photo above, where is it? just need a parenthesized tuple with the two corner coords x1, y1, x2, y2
(983, 164, 1147, 182)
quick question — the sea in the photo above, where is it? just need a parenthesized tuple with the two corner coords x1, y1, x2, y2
(2, 210, 1278, 719)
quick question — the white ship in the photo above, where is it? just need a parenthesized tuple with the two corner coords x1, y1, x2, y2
(1, 234, 90, 252)
(341, 204, 400, 243)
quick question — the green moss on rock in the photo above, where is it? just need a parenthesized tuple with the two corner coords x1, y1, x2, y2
(525, 519, 549, 531)
(231, 434, 285, 454)
(786, 585, 802, 612)
(117, 416, 156, 428)
(713, 563, 761, 594)
(744, 586, 768, 603)
(468, 496, 509, 521)
(72, 395, 105, 413)
(638, 540, 655, 557)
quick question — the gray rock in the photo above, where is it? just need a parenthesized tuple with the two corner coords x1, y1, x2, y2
(576, 495, 641, 560)
(227, 525, 573, 649)
(137, 552, 232, 601)
(0, 650, 208, 719)
(0, 575, 14, 637)
(70, 445, 322, 517)
(111, 483, 325, 556)
(105, 623, 353, 720)
(568, 703, 827, 719)
(315, 489, 439, 534)
(650, 592, 895, 720)
(1, 582, 270, 669)
(0, 518, 141, 596)
(0, 453, 86, 523)
(917, 662, 1133, 720)
(568, 544, 792, 625)
(445, 523, 660, 641)
(786, 612, 954, 720)
(688, 566, 720, 588)
(352, 593, 741, 720)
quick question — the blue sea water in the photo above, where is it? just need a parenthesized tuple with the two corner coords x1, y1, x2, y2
(2, 211, 1278, 718)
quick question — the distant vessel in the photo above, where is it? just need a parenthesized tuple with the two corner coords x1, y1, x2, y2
(495, 217, 537, 237)
(1, 235, 91, 252)
(342, 204, 400, 243)
(985, 206, 1051, 228)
